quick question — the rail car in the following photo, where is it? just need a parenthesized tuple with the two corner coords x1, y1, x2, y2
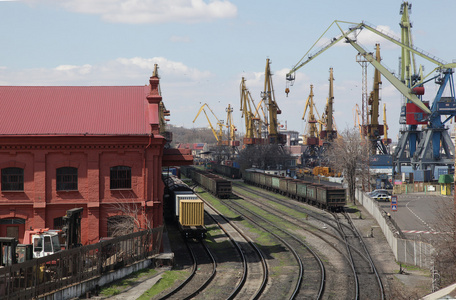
(181, 166, 232, 199)
(212, 163, 242, 179)
(243, 170, 346, 211)
(163, 174, 206, 239)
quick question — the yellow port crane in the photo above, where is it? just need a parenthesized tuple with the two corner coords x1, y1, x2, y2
(319, 68, 337, 142)
(383, 103, 391, 146)
(364, 44, 388, 154)
(223, 104, 239, 147)
(302, 84, 320, 144)
(240, 77, 263, 145)
(193, 103, 225, 146)
(353, 104, 362, 137)
(262, 58, 285, 144)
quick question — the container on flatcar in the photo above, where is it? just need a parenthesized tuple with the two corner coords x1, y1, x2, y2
(178, 198, 207, 239)
(175, 193, 199, 218)
(179, 199, 204, 227)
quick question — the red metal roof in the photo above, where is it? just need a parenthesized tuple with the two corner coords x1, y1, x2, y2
(0, 86, 154, 135)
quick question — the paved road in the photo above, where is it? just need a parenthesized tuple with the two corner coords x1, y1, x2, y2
(376, 192, 453, 241)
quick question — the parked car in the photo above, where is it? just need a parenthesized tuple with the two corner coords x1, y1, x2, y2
(368, 189, 390, 197)
(371, 192, 391, 202)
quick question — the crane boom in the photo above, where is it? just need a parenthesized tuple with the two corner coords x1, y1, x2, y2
(286, 20, 435, 114)
(193, 103, 225, 145)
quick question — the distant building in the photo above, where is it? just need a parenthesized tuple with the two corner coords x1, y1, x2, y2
(0, 74, 192, 244)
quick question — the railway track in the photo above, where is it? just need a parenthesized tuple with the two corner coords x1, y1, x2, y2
(332, 210, 385, 300)
(158, 239, 216, 300)
(159, 194, 268, 299)
(233, 181, 385, 299)
(230, 192, 328, 299)
(203, 201, 268, 299)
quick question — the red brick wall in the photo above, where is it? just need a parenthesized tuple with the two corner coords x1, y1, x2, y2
(0, 135, 165, 245)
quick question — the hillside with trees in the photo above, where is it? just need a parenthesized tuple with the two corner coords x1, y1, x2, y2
(168, 125, 217, 146)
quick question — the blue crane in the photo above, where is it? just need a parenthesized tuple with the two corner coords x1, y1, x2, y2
(286, 2, 456, 175)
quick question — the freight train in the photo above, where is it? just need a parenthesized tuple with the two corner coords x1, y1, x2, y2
(212, 163, 242, 179)
(181, 166, 232, 198)
(163, 174, 206, 239)
(243, 170, 346, 211)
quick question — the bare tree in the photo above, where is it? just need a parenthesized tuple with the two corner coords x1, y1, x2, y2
(107, 192, 152, 237)
(326, 128, 370, 202)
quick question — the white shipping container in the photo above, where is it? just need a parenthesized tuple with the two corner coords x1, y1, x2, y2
(175, 192, 198, 217)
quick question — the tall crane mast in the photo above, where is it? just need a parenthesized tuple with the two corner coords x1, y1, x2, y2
(383, 103, 391, 147)
(320, 68, 337, 142)
(285, 3, 456, 172)
(301, 85, 322, 166)
(223, 104, 239, 148)
(262, 58, 285, 145)
(302, 85, 320, 143)
(364, 44, 388, 154)
(240, 77, 263, 145)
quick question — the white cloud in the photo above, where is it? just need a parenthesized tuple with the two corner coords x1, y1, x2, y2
(356, 25, 399, 49)
(28, 0, 237, 24)
(0, 56, 212, 85)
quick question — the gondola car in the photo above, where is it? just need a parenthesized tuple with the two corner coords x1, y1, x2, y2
(162, 174, 206, 239)
(212, 163, 242, 179)
(181, 166, 232, 199)
(243, 170, 346, 211)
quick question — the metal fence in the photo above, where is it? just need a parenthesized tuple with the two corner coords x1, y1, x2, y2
(355, 189, 434, 268)
(0, 226, 163, 300)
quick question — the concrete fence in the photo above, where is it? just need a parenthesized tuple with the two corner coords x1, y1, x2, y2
(355, 189, 434, 269)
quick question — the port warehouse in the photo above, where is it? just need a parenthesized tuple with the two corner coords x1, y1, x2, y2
(0, 74, 192, 245)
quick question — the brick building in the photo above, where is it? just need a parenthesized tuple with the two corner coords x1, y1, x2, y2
(0, 73, 191, 245)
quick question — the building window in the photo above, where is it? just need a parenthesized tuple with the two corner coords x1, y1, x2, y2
(110, 166, 131, 190)
(56, 167, 78, 191)
(1, 167, 24, 191)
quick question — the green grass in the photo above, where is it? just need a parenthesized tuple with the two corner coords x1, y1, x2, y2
(99, 268, 158, 297)
(137, 270, 189, 299)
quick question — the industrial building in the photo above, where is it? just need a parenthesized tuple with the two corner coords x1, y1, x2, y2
(0, 73, 192, 245)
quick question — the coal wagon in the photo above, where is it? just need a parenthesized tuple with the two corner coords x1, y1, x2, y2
(243, 169, 346, 211)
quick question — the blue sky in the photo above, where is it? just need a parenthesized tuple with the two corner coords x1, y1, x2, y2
(1, 0, 455, 142)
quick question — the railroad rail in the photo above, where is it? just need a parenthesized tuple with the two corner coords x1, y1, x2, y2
(234, 181, 385, 299)
(203, 200, 268, 299)
(332, 210, 385, 300)
(158, 238, 216, 299)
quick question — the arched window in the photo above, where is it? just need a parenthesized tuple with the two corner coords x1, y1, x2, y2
(110, 166, 131, 190)
(1, 167, 24, 191)
(56, 167, 78, 191)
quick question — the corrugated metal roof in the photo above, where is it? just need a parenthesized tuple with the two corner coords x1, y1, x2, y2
(0, 86, 153, 135)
